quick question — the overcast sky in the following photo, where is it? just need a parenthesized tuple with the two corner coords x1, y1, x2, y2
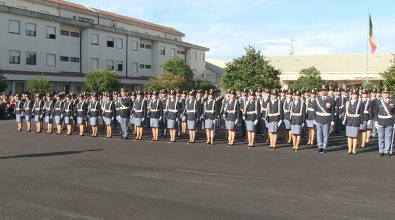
(73, 0, 395, 60)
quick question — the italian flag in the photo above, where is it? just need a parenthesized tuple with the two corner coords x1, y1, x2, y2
(369, 14, 377, 54)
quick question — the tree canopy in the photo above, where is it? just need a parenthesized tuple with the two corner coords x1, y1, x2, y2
(380, 54, 395, 96)
(26, 75, 51, 95)
(221, 46, 282, 90)
(143, 73, 187, 91)
(85, 69, 120, 93)
(291, 66, 323, 91)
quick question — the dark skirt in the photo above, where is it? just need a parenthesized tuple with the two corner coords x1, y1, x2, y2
(346, 125, 359, 138)
(245, 120, 255, 132)
(225, 119, 235, 130)
(268, 121, 278, 133)
(291, 124, 302, 135)
(150, 118, 159, 128)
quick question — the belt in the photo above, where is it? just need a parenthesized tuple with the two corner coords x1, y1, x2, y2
(150, 109, 159, 112)
(25, 108, 31, 110)
(187, 110, 196, 113)
(119, 107, 128, 110)
(134, 110, 143, 113)
(267, 113, 280, 116)
(168, 110, 178, 113)
(34, 108, 40, 110)
(90, 109, 98, 111)
(378, 115, 393, 119)
(77, 110, 85, 112)
(316, 112, 331, 116)
(307, 108, 314, 111)
(65, 110, 71, 112)
(55, 108, 61, 110)
(346, 113, 360, 117)
(246, 111, 257, 114)
(291, 113, 302, 116)
(227, 110, 236, 113)
(104, 110, 112, 113)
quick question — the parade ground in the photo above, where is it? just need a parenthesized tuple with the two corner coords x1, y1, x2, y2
(0, 120, 394, 220)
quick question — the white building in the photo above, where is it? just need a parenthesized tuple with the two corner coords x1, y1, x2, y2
(206, 53, 394, 89)
(0, 0, 208, 93)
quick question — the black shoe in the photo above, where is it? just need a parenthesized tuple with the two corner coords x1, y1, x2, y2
(379, 153, 384, 157)
(322, 149, 327, 154)
(318, 148, 323, 153)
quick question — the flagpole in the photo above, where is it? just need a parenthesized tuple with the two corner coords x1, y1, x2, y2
(366, 13, 369, 80)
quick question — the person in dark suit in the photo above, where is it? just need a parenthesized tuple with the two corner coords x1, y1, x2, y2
(290, 91, 306, 151)
(224, 90, 240, 147)
(267, 89, 283, 149)
(343, 89, 364, 155)
(313, 85, 335, 153)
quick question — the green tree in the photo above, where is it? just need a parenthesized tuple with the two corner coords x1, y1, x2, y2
(361, 80, 377, 91)
(291, 66, 323, 91)
(143, 73, 187, 91)
(194, 79, 217, 91)
(85, 69, 120, 93)
(26, 74, 51, 94)
(163, 56, 194, 83)
(381, 54, 395, 96)
(221, 46, 281, 90)
(0, 73, 7, 93)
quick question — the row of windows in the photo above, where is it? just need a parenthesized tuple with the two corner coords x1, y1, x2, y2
(9, 50, 79, 66)
(90, 59, 151, 72)
(8, 19, 80, 39)
(192, 52, 205, 62)
(192, 69, 205, 78)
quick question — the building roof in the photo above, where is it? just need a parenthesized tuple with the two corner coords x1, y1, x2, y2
(207, 53, 394, 81)
(45, 0, 184, 36)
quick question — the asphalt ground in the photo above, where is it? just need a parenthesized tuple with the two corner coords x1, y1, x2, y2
(0, 120, 394, 220)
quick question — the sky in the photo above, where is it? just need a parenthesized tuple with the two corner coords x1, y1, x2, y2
(73, 0, 395, 60)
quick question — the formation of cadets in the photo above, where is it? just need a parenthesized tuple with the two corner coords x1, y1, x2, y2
(12, 85, 395, 157)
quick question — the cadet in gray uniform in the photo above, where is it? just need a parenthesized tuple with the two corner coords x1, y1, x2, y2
(305, 89, 317, 146)
(132, 91, 147, 141)
(119, 88, 132, 140)
(290, 91, 305, 151)
(184, 90, 201, 144)
(44, 93, 54, 134)
(313, 85, 335, 153)
(165, 90, 180, 143)
(243, 90, 260, 148)
(343, 89, 363, 155)
(282, 89, 293, 144)
(76, 93, 87, 136)
(103, 93, 115, 138)
(63, 94, 74, 136)
(33, 94, 44, 133)
(14, 93, 24, 131)
(148, 91, 162, 142)
(224, 90, 240, 147)
(23, 94, 33, 132)
(373, 87, 395, 157)
(203, 90, 217, 145)
(267, 89, 283, 149)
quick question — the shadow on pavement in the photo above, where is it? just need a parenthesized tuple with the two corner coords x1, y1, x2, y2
(0, 149, 102, 160)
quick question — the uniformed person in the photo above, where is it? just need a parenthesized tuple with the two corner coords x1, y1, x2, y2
(14, 93, 24, 131)
(314, 85, 335, 153)
(180, 91, 187, 135)
(184, 90, 201, 144)
(359, 89, 373, 148)
(373, 87, 395, 157)
(160, 89, 168, 138)
(102, 93, 115, 138)
(244, 90, 260, 148)
(148, 91, 162, 142)
(239, 89, 248, 138)
(23, 93, 33, 132)
(282, 89, 293, 144)
(305, 89, 316, 146)
(203, 90, 217, 145)
(290, 91, 306, 151)
(88, 92, 101, 137)
(33, 94, 44, 133)
(343, 89, 363, 155)
(53, 93, 64, 135)
(43, 93, 54, 134)
(267, 89, 283, 149)
(224, 90, 240, 147)
(63, 94, 74, 135)
(260, 89, 270, 143)
(76, 93, 87, 136)
(132, 91, 147, 141)
(165, 90, 180, 143)
(119, 88, 132, 140)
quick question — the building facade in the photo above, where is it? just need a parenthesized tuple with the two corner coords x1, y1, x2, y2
(0, 0, 208, 94)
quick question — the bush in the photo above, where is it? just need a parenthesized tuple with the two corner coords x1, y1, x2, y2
(85, 69, 120, 93)
(26, 74, 51, 95)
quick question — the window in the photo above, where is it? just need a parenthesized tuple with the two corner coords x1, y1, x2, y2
(200, 70, 205, 78)
(9, 50, 20, 64)
(140, 43, 145, 48)
(77, 17, 94, 24)
(177, 50, 185, 55)
(116, 38, 123, 49)
(46, 54, 56, 67)
(70, 57, 80, 63)
(60, 56, 69, 62)
(46, 26, 56, 39)
(131, 41, 138, 51)
(26, 52, 36, 65)
(107, 37, 114, 47)
(131, 62, 138, 73)
(145, 65, 151, 69)
(70, 32, 79, 37)
(160, 46, 165, 55)
(192, 69, 196, 77)
(116, 61, 123, 71)
(170, 48, 175, 57)
(111, 21, 117, 28)
(25, 22, 36, 36)
(91, 58, 99, 69)
(140, 64, 145, 69)
(192, 52, 197, 60)
(91, 34, 99, 45)
(200, 53, 205, 62)
(107, 60, 114, 70)
(145, 44, 151, 49)
(60, 30, 69, 36)
(9, 20, 20, 34)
